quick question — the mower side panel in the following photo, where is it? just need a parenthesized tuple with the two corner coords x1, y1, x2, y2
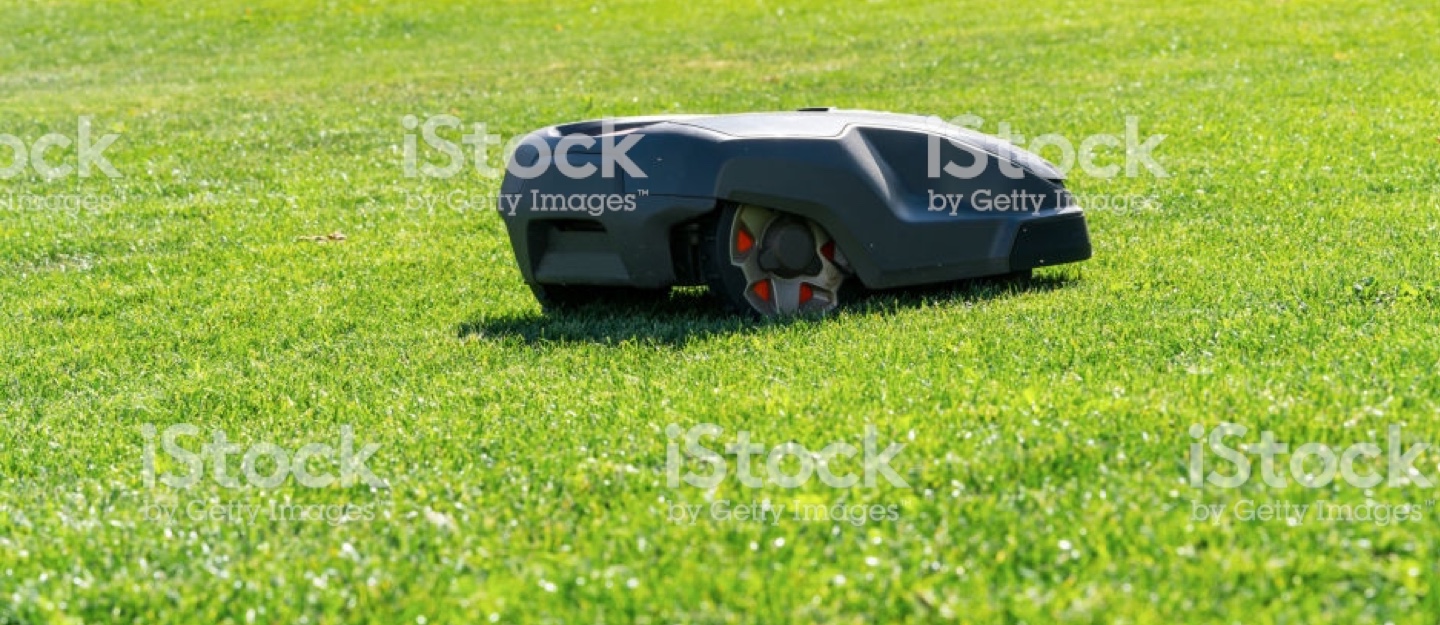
(620, 122, 1083, 289)
(497, 132, 718, 288)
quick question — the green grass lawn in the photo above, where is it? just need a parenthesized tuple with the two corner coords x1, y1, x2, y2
(3, 0, 1440, 622)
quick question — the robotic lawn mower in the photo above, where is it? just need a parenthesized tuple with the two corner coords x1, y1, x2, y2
(497, 109, 1091, 317)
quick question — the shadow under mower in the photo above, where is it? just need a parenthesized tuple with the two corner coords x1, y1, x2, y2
(497, 108, 1091, 317)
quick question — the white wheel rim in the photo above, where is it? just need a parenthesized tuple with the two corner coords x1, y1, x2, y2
(728, 204, 850, 316)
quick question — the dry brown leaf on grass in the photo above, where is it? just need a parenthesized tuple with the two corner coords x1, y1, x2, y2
(296, 231, 347, 243)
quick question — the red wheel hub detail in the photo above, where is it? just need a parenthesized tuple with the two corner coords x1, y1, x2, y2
(752, 279, 772, 302)
(820, 240, 835, 262)
(799, 283, 814, 304)
(736, 227, 755, 254)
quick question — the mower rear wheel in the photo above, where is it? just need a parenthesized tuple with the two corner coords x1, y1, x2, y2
(700, 203, 852, 317)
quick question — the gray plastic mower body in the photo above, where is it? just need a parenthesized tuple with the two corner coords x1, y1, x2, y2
(498, 109, 1090, 294)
